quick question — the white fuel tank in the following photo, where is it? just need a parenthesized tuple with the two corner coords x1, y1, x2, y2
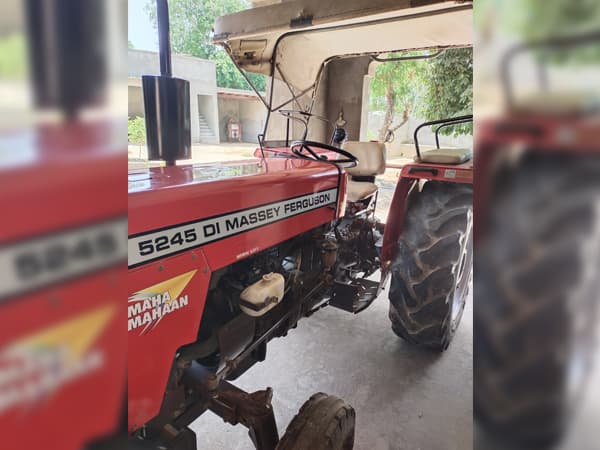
(239, 273, 285, 317)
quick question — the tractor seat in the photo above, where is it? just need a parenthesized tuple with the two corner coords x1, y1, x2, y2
(342, 141, 386, 202)
(346, 181, 378, 202)
(415, 147, 472, 165)
(514, 91, 600, 116)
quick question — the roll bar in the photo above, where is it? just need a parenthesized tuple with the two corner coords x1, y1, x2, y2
(413, 115, 473, 159)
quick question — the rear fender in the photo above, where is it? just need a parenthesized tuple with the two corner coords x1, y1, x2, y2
(474, 115, 600, 241)
(381, 162, 473, 269)
(381, 176, 417, 270)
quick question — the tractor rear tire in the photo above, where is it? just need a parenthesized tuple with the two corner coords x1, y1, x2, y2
(388, 181, 473, 350)
(475, 155, 600, 448)
(276, 393, 355, 450)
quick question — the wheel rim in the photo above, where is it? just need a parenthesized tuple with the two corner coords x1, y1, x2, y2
(451, 208, 473, 325)
(566, 301, 597, 408)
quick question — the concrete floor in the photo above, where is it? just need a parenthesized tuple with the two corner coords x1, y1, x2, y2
(190, 284, 473, 450)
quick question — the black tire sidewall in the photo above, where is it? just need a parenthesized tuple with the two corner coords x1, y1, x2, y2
(388, 181, 473, 350)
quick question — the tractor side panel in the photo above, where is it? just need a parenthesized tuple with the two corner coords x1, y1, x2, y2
(127, 250, 211, 431)
(0, 122, 127, 450)
(0, 267, 126, 450)
(202, 204, 338, 270)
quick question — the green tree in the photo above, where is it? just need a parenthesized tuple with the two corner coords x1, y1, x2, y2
(506, 0, 600, 42)
(128, 116, 146, 157)
(128, 40, 135, 49)
(370, 48, 472, 140)
(370, 56, 424, 141)
(0, 34, 27, 80)
(476, 0, 600, 63)
(418, 48, 473, 136)
(145, 0, 265, 90)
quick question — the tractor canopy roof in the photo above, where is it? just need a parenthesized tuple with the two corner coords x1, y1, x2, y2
(213, 0, 472, 93)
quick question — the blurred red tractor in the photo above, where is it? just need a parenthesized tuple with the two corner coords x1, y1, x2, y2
(0, 3, 126, 450)
(474, 31, 600, 448)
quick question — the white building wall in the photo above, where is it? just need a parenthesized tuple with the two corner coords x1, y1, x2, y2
(128, 49, 219, 144)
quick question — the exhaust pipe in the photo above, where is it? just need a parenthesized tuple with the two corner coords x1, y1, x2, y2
(143, 0, 191, 165)
(25, 0, 107, 117)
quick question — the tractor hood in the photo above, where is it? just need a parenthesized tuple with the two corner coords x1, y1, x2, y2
(128, 158, 344, 269)
(213, 0, 472, 91)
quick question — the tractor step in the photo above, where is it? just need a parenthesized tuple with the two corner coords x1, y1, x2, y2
(330, 278, 380, 313)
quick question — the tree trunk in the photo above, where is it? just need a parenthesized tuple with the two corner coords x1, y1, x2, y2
(378, 82, 395, 141)
(388, 103, 411, 133)
(380, 100, 411, 143)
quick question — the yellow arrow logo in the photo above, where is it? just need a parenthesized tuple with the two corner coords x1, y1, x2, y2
(10, 304, 115, 367)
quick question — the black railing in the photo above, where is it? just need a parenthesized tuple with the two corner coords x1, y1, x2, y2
(413, 115, 473, 160)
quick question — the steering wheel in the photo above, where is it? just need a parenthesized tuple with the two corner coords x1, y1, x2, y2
(290, 140, 358, 168)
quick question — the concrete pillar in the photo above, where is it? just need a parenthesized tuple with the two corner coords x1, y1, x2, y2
(360, 74, 372, 141)
(323, 56, 372, 141)
(106, 0, 127, 82)
(208, 95, 220, 144)
(189, 88, 200, 143)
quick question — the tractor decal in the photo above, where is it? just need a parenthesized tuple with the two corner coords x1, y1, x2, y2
(128, 188, 338, 268)
(127, 270, 197, 334)
(0, 217, 127, 301)
(0, 304, 115, 415)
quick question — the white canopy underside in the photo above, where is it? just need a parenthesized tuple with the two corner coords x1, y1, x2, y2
(214, 0, 472, 90)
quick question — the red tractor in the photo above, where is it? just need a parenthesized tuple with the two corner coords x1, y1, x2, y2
(128, 1, 473, 448)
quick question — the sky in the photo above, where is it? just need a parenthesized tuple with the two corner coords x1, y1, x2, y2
(128, 0, 158, 51)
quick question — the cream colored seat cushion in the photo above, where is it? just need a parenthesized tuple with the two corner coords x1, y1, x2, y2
(515, 91, 600, 116)
(346, 180, 378, 203)
(342, 141, 386, 176)
(416, 147, 472, 165)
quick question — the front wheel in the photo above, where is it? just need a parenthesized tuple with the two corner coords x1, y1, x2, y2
(388, 181, 473, 350)
(276, 393, 355, 450)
